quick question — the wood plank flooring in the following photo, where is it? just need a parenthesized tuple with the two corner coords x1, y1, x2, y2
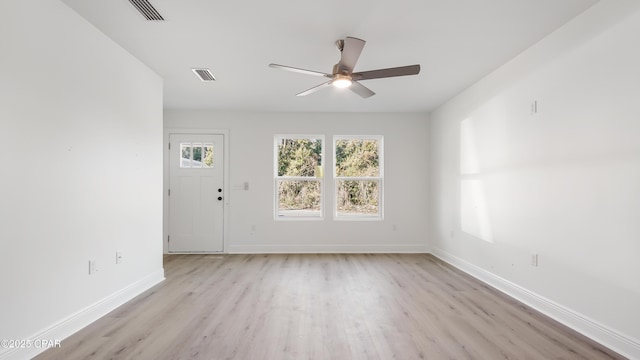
(36, 254, 625, 360)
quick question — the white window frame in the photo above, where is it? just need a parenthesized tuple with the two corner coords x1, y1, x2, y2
(274, 134, 325, 220)
(333, 135, 384, 220)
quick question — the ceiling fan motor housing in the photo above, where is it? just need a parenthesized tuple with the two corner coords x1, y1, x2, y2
(332, 63, 351, 76)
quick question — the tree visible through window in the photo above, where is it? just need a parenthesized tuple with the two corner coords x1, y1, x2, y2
(275, 136, 324, 218)
(335, 136, 383, 218)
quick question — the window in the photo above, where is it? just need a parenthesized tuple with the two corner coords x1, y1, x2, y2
(274, 135, 324, 219)
(180, 143, 214, 168)
(334, 136, 383, 219)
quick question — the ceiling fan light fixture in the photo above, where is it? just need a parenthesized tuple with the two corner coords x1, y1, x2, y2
(332, 74, 352, 88)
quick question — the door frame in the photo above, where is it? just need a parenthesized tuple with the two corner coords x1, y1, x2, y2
(164, 128, 230, 254)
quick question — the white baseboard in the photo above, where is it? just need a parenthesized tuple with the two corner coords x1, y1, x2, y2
(431, 248, 640, 360)
(228, 244, 429, 254)
(0, 269, 165, 360)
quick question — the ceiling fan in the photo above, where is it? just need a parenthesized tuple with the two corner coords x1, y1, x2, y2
(269, 36, 420, 98)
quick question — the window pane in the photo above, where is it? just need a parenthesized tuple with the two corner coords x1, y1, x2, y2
(277, 138, 322, 177)
(336, 180, 379, 216)
(203, 144, 214, 168)
(277, 180, 321, 217)
(180, 143, 191, 168)
(192, 143, 202, 168)
(335, 139, 379, 177)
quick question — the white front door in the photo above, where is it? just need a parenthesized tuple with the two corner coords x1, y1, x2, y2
(168, 134, 224, 252)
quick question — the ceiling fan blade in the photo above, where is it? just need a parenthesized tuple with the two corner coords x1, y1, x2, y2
(269, 64, 331, 77)
(296, 81, 332, 96)
(352, 64, 421, 81)
(349, 81, 375, 98)
(338, 37, 366, 73)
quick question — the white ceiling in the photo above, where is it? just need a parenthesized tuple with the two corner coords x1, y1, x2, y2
(61, 0, 597, 113)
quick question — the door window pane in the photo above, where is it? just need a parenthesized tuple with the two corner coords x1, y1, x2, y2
(180, 144, 192, 168)
(203, 144, 214, 168)
(192, 143, 202, 168)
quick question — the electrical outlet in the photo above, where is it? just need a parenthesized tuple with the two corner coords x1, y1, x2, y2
(531, 254, 539, 267)
(89, 259, 97, 275)
(116, 251, 123, 264)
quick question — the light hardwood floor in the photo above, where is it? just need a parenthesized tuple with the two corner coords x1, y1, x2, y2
(36, 254, 625, 360)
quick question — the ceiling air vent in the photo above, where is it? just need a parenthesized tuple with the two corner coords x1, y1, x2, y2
(128, 0, 164, 21)
(192, 68, 216, 82)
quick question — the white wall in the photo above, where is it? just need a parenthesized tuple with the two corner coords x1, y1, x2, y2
(429, 1, 640, 358)
(0, 1, 164, 358)
(164, 111, 429, 253)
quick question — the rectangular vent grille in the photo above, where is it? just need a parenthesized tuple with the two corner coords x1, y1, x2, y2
(128, 0, 164, 21)
(192, 68, 216, 82)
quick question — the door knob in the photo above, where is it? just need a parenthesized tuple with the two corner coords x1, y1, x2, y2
(218, 196, 223, 201)
(218, 188, 222, 192)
